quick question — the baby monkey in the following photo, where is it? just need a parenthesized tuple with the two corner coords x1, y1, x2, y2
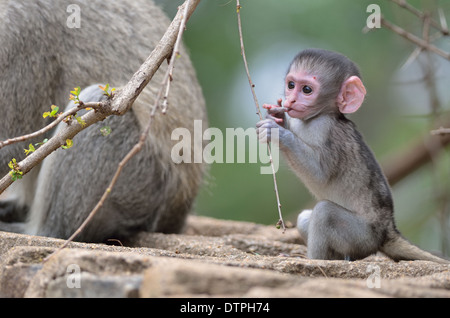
(257, 48, 448, 263)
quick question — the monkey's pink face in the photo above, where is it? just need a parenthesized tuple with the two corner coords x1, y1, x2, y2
(284, 69, 320, 119)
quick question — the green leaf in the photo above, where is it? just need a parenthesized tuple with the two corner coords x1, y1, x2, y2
(8, 158, 23, 181)
(61, 139, 73, 149)
(43, 105, 60, 118)
(70, 86, 81, 97)
(50, 105, 59, 116)
(69, 86, 81, 104)
(24, 143, 36, 156)
(9, 170, 23, 181)
(99, 84, 115, 97)
(35, 138, 48, 147)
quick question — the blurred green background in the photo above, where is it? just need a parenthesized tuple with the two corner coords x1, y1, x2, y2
(159, 0, 450, 256)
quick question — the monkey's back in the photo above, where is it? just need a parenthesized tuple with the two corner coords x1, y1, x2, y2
(320, 115, 397, 243)
(0, 0, 207, 241)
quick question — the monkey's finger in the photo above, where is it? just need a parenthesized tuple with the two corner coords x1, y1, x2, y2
(270, 116, 284, 124)
(256, 118, 275, 128)
(277, 98, 282, 107)
(262, 103, 278, 110)
(267, 107, 286, 116)
(257, 118, 278, 129)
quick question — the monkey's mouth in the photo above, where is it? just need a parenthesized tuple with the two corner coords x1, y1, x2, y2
(285, 105, 309, 119)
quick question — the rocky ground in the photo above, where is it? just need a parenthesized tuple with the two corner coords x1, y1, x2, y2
(0, 215, 449, 298)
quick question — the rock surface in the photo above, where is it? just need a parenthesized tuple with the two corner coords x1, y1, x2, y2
(0, 215, 449, 298)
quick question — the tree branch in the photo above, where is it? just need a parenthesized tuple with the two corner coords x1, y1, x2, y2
(390, 0, 449, 35)
(431, 127, 450, 135)
(110, 1, 199, 115)
(0, 101, 102, 150)
(0, 103, 110, 194)
(381, 17, 450, 61)
(382, 120, 450, 186)
(235, 0, 286, 233)
(378, 3, 450, 184)
(0, 0, 201, 195)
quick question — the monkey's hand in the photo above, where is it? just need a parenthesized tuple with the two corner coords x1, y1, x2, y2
(257, 99, 288, 144)
(257, 99, 289, 144)
(262, 98, 286, 127)
(256, 118, 286, 145)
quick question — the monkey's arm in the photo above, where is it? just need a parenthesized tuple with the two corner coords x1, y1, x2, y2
(256, 116, 329, 182)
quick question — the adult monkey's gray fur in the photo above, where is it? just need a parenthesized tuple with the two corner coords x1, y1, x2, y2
(0, 0, 207, 242)
(257, 48, 448, 264)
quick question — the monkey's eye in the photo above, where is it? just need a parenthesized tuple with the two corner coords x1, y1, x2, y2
(287, 81, 295, 90)
(302, 85, 313, 95)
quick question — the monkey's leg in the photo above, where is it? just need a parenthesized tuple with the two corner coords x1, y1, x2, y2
(296, 209, 312, 243)
(304, 200, 379, 260)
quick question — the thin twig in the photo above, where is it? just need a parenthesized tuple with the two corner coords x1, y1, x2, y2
(161, 1, 191, 114)
(431, 127, 450, 135)
(43, 0, 197, 261)
(400, 47, 422, 71)
(390, 0, 449, 35)
(383, 122, 450, 186)
(381, 17, 450, 60)
(0, 101, 102, 150)
(0, 104, 109, 195)
(438, 8, 449, 35)
(235, 0, 285, 233)
(0, 0, 200, 196)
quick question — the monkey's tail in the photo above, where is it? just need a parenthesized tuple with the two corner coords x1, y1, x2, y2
(380, 236, 449, 264)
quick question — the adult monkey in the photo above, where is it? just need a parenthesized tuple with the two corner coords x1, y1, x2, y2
(0, 0, 207, 242)
(257, 48, 448, 263)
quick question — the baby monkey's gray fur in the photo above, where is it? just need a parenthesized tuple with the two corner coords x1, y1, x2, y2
(257, 48, 448, 263)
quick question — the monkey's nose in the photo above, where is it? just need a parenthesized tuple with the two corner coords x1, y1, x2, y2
(284, 98, 295, 108)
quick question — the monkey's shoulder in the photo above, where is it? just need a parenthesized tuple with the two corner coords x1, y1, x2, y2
(296, 114, 380, 171)
(287, 116, 333, 146)
(313, 114, 367, 148)
(287, 114, 364, 146)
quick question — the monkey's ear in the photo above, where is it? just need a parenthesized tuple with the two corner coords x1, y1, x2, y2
(336, 76, 367, 114)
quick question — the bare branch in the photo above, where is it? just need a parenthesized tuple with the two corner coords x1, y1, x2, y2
(431, 127, 450, 135)
(0, 104, 110, 194)
(0, 0, 201, 196)
(390, 0, 449, 35)
(161, 0, 193, 114)
(400, 47, 422, 70)
(381, 17, 450, 60)
(438, 8, 449, 35)
(0, 101, 102, 150)
(383, 122, 450, 186)
(110, 1, 199, 116)
(235, 0, 286, 233)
